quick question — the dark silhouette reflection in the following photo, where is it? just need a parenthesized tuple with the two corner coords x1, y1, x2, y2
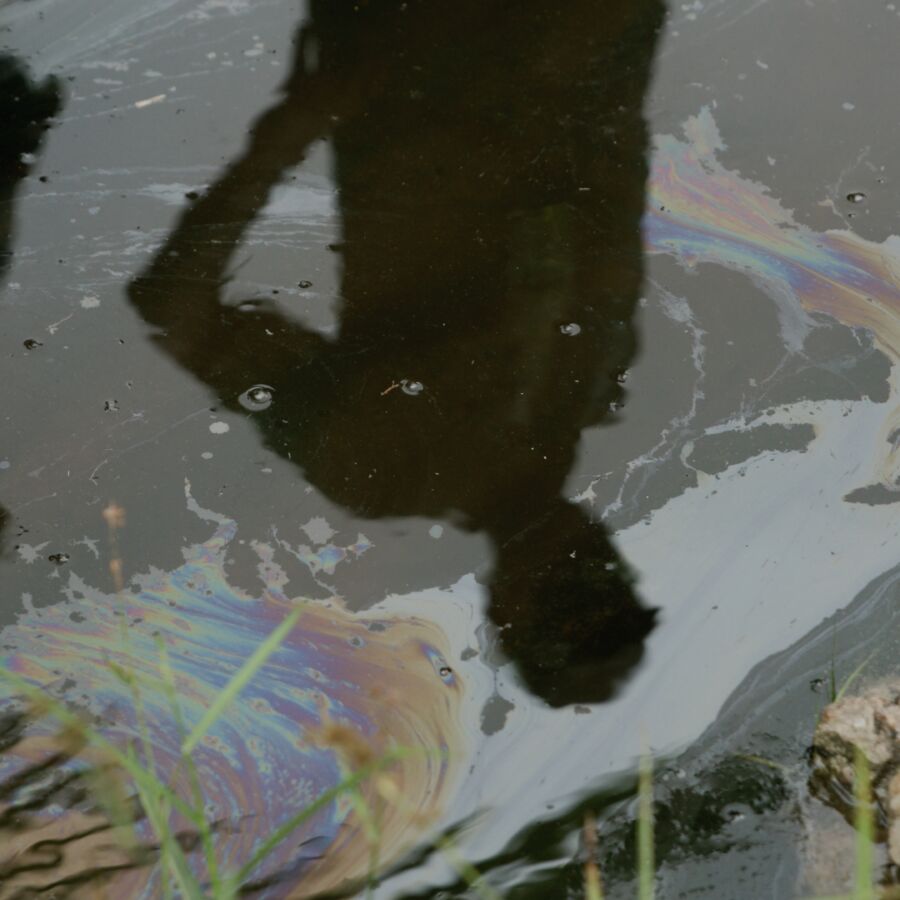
(0, 56, 61, 553)
(130, 0, 663, 706)
(0, 55, 60, 277)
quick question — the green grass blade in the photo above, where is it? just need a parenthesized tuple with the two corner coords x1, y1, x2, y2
(637, 752, 655, 900)
(157, 637, 221, 892)
(346, 785, 382, 899)
(835, 650, 877, 703)
(853, 748, 874, 900)
(435, 834, 504, 900)
(125, 742, 206, 900)
(107, 659, 158, 783)
(229, 751, 406, 888)
(585, 866, 603, 900)
(181, 607, 302, 756)
(830, 625, 839, 702)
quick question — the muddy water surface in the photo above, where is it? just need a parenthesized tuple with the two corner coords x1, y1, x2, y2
(1, 0, 899, 896)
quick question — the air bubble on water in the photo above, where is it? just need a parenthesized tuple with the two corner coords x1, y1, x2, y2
(297, 280, 313, 289)
(847, 192, 866, 204)
(237, 300, 262, 312)
(559, 323, 581, 336)
(239, 384, 274, 411)
(104, 399, 119, 412)
(721, 803, 748, 823)
(809, 677, 825, 693)
(48, 553, 70, 565)
(439, 666, 452, 678)
(401, 380, 424, 396)
(23, 339, 42, 350)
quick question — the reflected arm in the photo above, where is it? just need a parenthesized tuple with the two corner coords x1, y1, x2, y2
(127, 51, 338, 398)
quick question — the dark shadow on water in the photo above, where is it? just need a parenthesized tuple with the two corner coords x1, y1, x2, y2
(0, 55, 62, 554)
(129, 0, 664, 707)
(0, 55, 61, 279)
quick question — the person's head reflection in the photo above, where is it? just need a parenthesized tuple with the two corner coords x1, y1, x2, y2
(130, 0, 664, 706)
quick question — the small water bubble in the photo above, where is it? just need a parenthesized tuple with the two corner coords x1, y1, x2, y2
(809, 677, 826, 693)
(401, 379, 424, 396)
(23, 339, 43, 350)
(559, 322, 582, 336)
(721, 802, 750, 823)
(297, 280, 313, 289)
(104, 399, 119, 412)
(239, 384, 274, 411)
(48, 553, 70, 565)
(439, 666, 452, 678)
(237, 300, 262, 312)
(846, 191, 867, 204)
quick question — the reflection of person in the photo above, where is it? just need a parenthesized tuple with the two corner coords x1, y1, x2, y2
(0, 56, 62, 550)
(0, 55, 61, 277)
(130, 0, 664, 706)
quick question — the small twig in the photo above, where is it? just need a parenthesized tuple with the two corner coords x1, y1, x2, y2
(380, 382, 400, 396)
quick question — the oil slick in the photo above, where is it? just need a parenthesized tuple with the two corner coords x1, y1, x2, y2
(3, 107, 900, 897)
(0, 484, 466, 897)
(644, 107, 900, 492)
(578, 110, 900, 790)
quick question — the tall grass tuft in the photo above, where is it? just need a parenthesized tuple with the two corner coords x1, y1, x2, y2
(0, 607, 409, 899)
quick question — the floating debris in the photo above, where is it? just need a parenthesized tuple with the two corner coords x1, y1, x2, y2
(401, 380, 424, 396)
